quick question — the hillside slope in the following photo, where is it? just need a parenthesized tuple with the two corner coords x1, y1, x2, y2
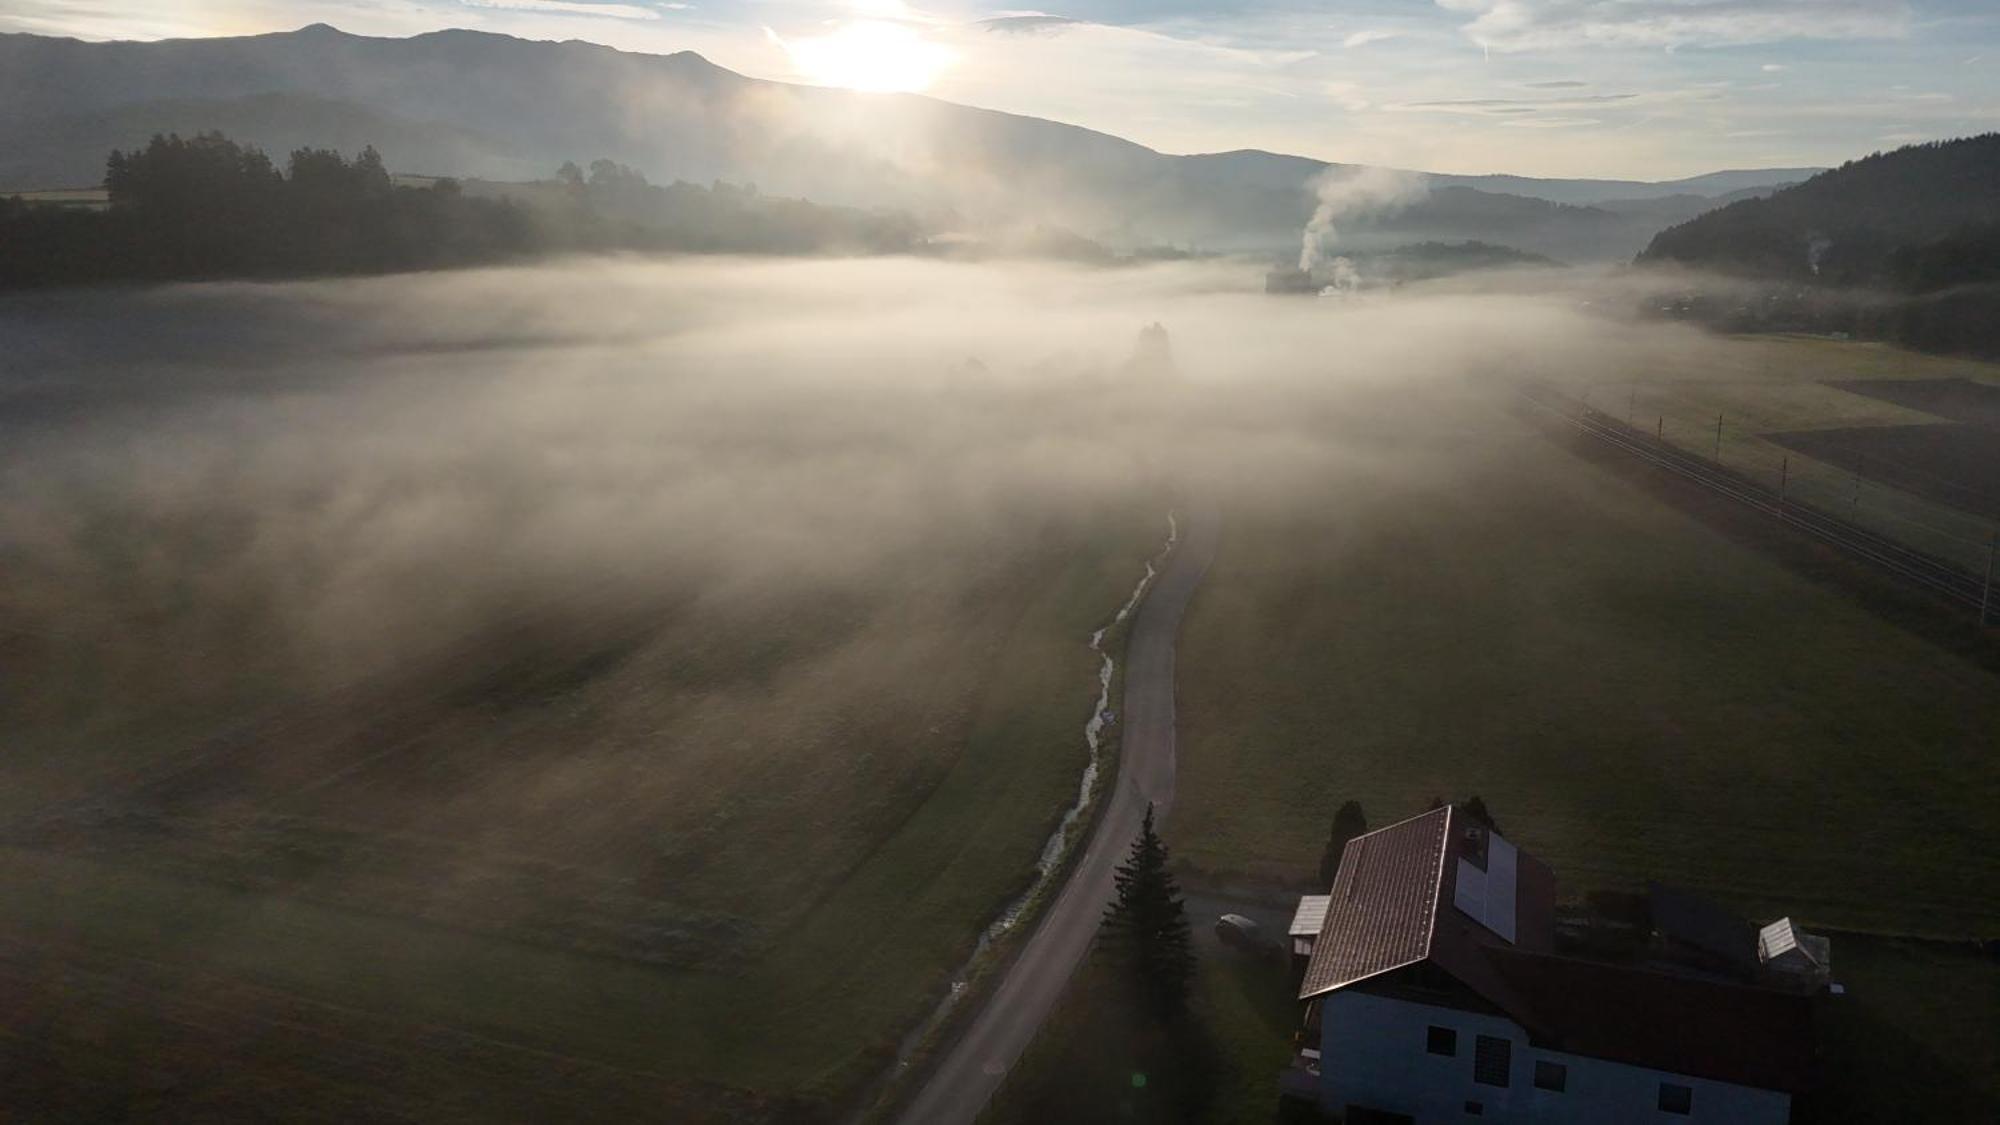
(1639, 134, 2000, 286)
(0, 25, 1806, 258)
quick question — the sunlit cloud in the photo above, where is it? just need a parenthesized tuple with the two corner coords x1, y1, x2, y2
(981, 14, 1083, 37)
(1341, 29, 1400, 49)
(461, 0, 662, 20)
(1436, 0, 1911, 53)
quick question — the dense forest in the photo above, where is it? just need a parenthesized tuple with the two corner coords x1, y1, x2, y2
(1636, 135, 2000, 358)
(0, 132, 925, 289)
(0, 134, 537, 286)
(1638, 134, 2000, 289)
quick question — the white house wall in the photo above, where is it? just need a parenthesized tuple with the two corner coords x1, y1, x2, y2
(1318, 990, 1792, 1125)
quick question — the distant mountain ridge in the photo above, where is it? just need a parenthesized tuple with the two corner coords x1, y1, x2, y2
(0, 24, 1816, 259)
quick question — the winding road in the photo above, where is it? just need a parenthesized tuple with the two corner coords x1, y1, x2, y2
(895, 499, 1221, 1125)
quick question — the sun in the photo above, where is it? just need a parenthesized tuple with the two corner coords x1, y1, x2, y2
(778, 20, 958, 94)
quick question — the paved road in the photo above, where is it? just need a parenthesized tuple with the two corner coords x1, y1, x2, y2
(895, 499, 1221, 1125)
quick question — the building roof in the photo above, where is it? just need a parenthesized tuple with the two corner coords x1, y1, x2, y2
(1650, 882, 1758, 973)
(1300, 806, 1556, 1002)
(1297, 807, 1452, 999)
(1480, 948, 1815, 1093)
(1758, 917, 1825, 968)
(1297, 804, 1813, 1094)
(1289, 895, 1330, 938)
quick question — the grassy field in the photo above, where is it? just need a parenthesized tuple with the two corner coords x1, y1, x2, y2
(1173, 342, 2000, 937)
(981, 944, 1304, 1125)
(0, 262, 1190, 1119)
(5, 187, 109, 209)
(993, 333, 2000, 1125)
(7, 265, 1995, 1120)
(1542, 333, 2000, 571)
(0, 518, 1169, 1117)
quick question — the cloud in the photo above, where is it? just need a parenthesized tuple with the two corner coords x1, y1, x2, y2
(980, 14, 1084, 36)
(1524, 79, 1588, 87)
(1341, 29, 1400, 49)
(459, 0, 662, 20)
(1761, 62, 1786, 71)
(1500, 115, 1600, 128)
(1435, 0, 1911, 53)
(1392, 91, 1638, 117)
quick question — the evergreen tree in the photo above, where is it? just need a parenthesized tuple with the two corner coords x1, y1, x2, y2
(1101, 804, 1195, 1021)
(1463, 795, 1500, 835)
(1317, 800, 1368, 887)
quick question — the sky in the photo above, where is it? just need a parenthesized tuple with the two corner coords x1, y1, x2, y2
(3, 0, 1996, 180)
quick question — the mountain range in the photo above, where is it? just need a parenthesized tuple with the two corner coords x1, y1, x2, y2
(0, 24, 1822, 261)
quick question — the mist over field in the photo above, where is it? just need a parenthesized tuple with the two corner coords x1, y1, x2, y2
(6, 256, 1997, 1121)
(0, 256, 1826, 844)
(0, 258, 1623, 1074)
(0, 256, 1645, 720)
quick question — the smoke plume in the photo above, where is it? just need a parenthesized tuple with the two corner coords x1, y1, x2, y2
(1299, 166, 1430, 273)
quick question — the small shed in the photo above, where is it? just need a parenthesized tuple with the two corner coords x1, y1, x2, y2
(1288, 894, 1331, 963)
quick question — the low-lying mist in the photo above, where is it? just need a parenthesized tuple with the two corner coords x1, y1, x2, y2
(0, 257, 1656, 712)
(0, 258, 1800, 1008)
(6, 252, 1926, 1107)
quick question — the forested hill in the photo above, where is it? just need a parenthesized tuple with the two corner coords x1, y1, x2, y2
(1638, 134, 2000, 289)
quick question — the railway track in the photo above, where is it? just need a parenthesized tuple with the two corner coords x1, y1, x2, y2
(1520, 384, 1995, 624)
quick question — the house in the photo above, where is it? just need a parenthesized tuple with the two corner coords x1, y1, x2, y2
(1284, 805, 1826, 1124)
(1289, 893, 1331, 971)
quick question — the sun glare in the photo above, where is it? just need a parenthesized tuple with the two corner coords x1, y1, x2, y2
(779, 20, 957, 94)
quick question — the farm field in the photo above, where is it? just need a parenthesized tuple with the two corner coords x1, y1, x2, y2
(1172, 364, 2000, 935)
(0, 259, 1185, 1119)
(1539, 333, 2000, 571)
(1164, 333, 1999, 1119)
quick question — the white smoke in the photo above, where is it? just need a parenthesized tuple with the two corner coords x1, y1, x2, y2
(1323, 256, 1362, 295)
(1299, 165, 1430, 273)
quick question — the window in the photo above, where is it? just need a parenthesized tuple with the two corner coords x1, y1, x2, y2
(1658, 1082, 1693, 1115)
(1426, 1026, 1457, 1056)
(1473, 1035, 1511, 1087)
(1533, 1060, 1567, 1092)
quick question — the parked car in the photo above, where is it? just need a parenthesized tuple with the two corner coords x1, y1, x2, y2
(1215, 913, 1271, 954)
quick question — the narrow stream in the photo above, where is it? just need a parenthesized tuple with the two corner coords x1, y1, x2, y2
(887, 509, 1180, 1073)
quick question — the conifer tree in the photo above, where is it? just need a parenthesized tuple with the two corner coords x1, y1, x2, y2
(1101, 804, 1195, 1020)
(1317, 800, 1368, 887)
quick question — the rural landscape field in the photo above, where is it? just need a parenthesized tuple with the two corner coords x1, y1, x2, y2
(4, 6, 1999, 1125)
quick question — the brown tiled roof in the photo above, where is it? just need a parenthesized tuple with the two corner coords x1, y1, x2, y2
(1480, 948, 1816, 1093)
(1298, 807, 1451, 999)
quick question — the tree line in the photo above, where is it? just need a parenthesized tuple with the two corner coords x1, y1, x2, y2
(0, 132, 927, 290)
(0, 133, 536, 287)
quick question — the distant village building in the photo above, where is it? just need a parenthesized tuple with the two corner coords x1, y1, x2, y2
(1281, 805, 1827, 1124)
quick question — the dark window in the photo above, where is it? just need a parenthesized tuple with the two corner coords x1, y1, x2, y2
(1426, 1026, 1457, 1056)
(1659, 1083, 1693, 1115)
(1473, 1035, 1511, 1087)
(1533, 1060, 1567, 1092)
(1463, 1101, 1483, 1116)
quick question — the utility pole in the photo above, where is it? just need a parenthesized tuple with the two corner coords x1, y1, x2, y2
(1779, 457, 1789, 516)
(1713, 413, 1723, 461)
(1628, 389, 1636, 425)
(1657, 415, 1664, 442)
